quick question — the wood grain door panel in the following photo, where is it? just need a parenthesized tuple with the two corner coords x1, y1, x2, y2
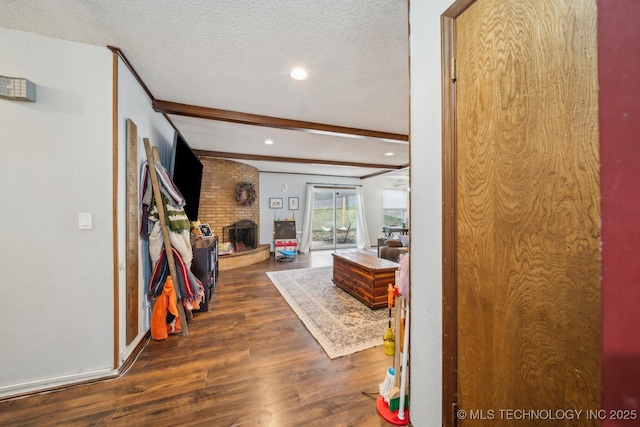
(442, 0, 600, 425)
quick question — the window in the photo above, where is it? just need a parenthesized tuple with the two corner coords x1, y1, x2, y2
(383, 189, 408, 227)
(310, 187, 357, 250)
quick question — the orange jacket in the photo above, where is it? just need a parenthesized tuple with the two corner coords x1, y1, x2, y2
(151, 276, 182, 340)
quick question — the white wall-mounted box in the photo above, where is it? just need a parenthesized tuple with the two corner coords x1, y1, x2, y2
(0, 76, 36, 102)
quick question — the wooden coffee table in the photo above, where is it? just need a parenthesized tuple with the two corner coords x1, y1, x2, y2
(332, 251, 399, 309)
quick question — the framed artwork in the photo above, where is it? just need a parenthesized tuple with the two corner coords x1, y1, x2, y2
(198, 223, 214, 238)
(288, 197, 299, 210)
(269, 197, 283, 209)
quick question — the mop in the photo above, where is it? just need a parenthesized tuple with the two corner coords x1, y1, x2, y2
(379, 366, 395, 399)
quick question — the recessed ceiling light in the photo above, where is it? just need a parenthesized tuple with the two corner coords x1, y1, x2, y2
(290, 67, 308, 80)
(264, 139, 274, 145)
(385, 152, 394, 156)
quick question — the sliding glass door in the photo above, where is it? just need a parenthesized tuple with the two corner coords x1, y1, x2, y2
(310, 187, 357, 250)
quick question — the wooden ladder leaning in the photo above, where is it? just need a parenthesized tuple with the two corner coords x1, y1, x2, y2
(143, 138, 189, 336)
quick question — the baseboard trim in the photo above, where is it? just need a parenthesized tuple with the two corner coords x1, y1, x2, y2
(0, 331, 150, 401)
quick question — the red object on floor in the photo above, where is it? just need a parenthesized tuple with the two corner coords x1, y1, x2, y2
(376, 395, 409, 426)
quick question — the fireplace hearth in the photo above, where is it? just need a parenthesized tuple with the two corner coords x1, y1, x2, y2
(223, 219, 258, 253)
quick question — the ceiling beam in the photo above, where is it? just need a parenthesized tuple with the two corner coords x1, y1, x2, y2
(193, 149, 406, 170)
(360, 164, 410, 179)
(153, 99, 408, 142)
(107, 46, 409, 177)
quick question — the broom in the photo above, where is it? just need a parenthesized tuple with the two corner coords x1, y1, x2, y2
(383, 283, 395, 356)
(389, 300, 409, 414)
(379, 284, 397, 399)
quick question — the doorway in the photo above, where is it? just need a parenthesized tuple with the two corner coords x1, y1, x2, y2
(310, 187, 357, 251)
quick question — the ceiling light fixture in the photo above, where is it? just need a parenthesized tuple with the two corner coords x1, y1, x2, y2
(264, 139, 274, 145)
(290, 67, 308, 81)
(385, 152, 395, 156)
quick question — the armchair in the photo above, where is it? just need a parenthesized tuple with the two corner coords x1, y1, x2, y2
(379, 237, 409, 262)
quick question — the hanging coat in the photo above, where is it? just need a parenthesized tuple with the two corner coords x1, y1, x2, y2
(151, 276, 182, 340)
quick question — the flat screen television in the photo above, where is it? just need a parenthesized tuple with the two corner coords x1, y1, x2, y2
(169, 132, 203, 222)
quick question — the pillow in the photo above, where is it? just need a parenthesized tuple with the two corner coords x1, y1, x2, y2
(384, 239, 403, 247)
(399, 235, 410, 247)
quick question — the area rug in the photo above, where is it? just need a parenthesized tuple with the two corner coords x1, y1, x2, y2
(266, 266, 388, 359)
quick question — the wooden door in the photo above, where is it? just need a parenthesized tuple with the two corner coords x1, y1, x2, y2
(442, 0, 601, 425)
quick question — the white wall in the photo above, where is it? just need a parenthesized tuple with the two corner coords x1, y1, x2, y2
(409, 1, 452, 425)
(362, 174, 410, 245)
(116, 57, 174, 363)
(0, 28, 115, 396)
(0, 28, 175, 397)
(362, 175, 386, 245)
(258, 172, 362, 246)
(259, 172, 382, 248)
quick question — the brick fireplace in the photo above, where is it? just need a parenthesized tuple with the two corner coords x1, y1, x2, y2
(195, 157, 269, 269)
(196, 157, 259, 239)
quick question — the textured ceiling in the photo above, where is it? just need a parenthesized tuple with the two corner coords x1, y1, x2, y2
(1, 0, 409, 178)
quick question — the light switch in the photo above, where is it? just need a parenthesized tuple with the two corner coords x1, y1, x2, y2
(79, 213, 92, 230)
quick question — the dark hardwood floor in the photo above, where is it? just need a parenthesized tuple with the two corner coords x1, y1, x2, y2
(0, 250, 396, 426)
